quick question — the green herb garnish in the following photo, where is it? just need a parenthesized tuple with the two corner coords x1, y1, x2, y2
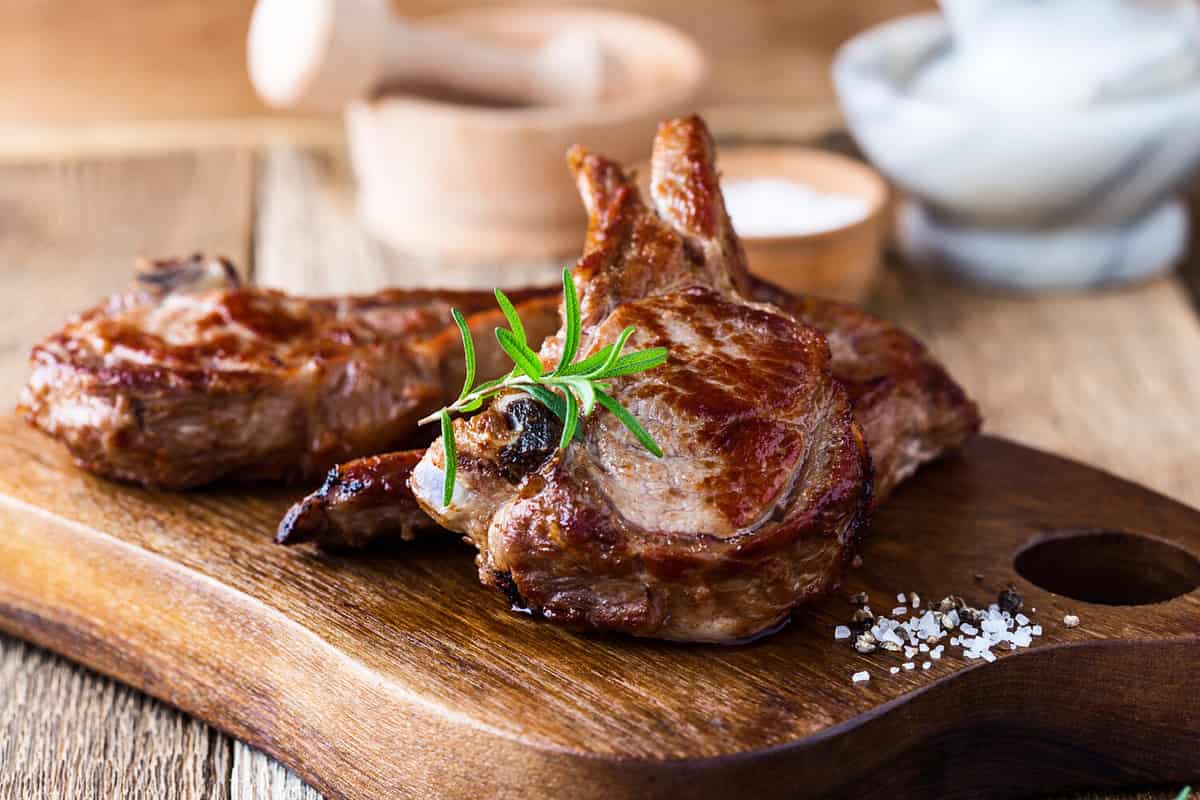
(420, 269, 667, 507)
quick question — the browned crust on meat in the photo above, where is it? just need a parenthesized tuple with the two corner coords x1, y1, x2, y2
(276, 450, 432, 548)
(21, 258, 561, 489)
(747, 276, 981, 503)
(476, 290, 871, 641)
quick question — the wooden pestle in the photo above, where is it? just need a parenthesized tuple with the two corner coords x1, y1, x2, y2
(248, 0, 618, 111)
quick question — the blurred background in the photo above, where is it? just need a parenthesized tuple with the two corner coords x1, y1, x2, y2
(0, 1, 930, 124)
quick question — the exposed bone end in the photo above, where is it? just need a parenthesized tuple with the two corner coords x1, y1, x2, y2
(134, 254, 241, 299)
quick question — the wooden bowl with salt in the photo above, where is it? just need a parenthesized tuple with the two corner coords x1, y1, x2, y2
(717, 147, 888, 302)
(343, 7, 706, 263)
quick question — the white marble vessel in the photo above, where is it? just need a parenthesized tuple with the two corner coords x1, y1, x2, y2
(834, 1, 1200, 289)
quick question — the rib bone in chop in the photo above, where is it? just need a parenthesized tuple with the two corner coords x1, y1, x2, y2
(406, 116, 873, 642)
(21, 255, 561, 489)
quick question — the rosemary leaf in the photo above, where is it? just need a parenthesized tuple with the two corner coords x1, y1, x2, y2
(598, 347, 669, 379)
(496, 327, 543, 380)
(516, 384, 567, 422)
(451, 308, 476, 403)
(554, 268, 581, 375)
(556, 376, 596, 416)
(493, 289, 526, 345)
(559, 387, 579, 449)
(459, 395, 485, 414)
(590, 325, 636, 377)
(557, 343, 615, 377)
(595, 389, 663, 458)
(440, 410, 456, 507)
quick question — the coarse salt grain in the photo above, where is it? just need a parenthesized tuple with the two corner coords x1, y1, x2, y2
(1064, 614, 1080, 628)
(838, 591, 1050, 677)
(723, 178, 870, 238)
(834, 625, 851, 640)
(852, 670, 870, 683)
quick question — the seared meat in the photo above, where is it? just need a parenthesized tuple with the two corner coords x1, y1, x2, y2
(407, 116, 872, 642)
(747, 278, 980, 503)
(276, 450, 432, 548)
(21, 255, 561, 489)
(277, 278, 979, 548)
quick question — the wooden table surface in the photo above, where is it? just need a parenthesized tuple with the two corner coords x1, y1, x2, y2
(0, 115, 1197, 799)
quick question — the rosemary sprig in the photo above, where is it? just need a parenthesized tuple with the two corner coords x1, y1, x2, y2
(419, 269, 667, 506)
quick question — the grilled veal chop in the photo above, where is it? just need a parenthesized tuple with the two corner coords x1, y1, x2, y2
(21, 255, 561, 488)
(404, 116, 873, 642)
(277, 278, 980, 548)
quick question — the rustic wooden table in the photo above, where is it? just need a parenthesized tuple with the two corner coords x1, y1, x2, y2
(0, 115, 1196, 799)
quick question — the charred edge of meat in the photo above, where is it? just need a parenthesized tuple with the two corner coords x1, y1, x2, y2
(497, 398, 562, 484)
(275, 462, 348, 546)
(275, 494, 328, 546)
(490, 569, 532, 613)
(135, 254, 241, 296)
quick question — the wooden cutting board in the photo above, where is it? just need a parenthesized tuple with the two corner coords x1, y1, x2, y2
(0, 414, 1197, 800)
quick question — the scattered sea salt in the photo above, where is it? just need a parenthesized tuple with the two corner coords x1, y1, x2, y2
(852, 670, 870, 683)
(896, 593, 907, 604)
(838, 590, 1048, 678)
(834, 625, 851, 640)
(1063, 614, 1080, 628)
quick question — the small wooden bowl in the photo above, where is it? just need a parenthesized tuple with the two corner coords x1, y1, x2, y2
(345, 7, 706, 262)
(718, 147, 888, 302)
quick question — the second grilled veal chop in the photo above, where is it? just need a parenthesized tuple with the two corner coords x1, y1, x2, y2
(21, 255, 562, 488)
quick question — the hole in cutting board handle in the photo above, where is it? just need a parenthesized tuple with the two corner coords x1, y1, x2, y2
(1014, 530, 1200, 606)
